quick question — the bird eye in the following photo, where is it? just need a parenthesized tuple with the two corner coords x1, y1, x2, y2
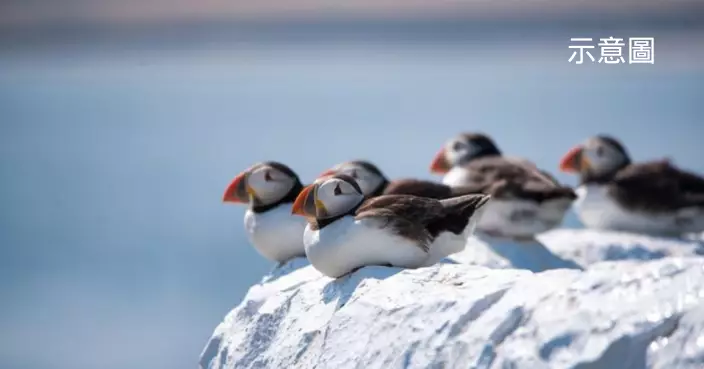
(452, 141, 464, 151)
(596, 146, 604, 157)
(333, 183, 342, 196)
(350, 169, 358, 178)
(264, 170, 273, 181)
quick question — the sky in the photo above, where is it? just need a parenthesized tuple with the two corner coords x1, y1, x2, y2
(0, 5, 702, 369)
(1, 0, 703, 27)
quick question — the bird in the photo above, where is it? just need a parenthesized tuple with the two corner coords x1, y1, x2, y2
(222, 161, 308, 264)
(429, 132, 576, 241)
(318, 160, 473, 199)
(290, 173, 491, 278)
(559, 134, 704, 236)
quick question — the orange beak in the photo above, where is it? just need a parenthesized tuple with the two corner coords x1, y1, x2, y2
(222, 172, 249, 203)
(291, 184, 317, 217)
(559, 146, 584, 173)
(429, 149, 451, 174)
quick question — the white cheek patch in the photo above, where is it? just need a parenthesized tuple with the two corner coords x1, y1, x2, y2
(584, 150, 599, 164)
(446, 151, 462, 166)
(249, 175, 293, 205)
(317, 185, 363, 217)
(448, 145, 478, 165)
(357, 175, 381, 196)
(586, 148, 620, 175)
(324, 195, 358, 216)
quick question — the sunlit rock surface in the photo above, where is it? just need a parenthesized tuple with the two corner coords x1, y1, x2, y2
(449, 229, 704, 272)
(200, 249, 704, 369)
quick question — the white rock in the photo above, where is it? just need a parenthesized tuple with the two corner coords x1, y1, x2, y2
(449, 229, 703, 272)
(539, 229, 704, 267)
(200, 255, 704, 369)
(449, 233, 583, 272)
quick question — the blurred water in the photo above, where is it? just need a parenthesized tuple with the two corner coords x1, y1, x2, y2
(0, 26, 702, 369)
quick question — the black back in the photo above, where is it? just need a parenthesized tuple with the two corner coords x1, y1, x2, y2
(608, 160, 704, 212)
(382, 179, 454, 199)
(456, 156, 576, 202)
(354, 194, 490, 251)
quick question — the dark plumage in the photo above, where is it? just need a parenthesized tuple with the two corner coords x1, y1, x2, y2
(302, 174, 490, 250)
(431, 132, 576, 202)
(608, 160, 704, 213)
(454, 156, 576, 202)
(449, 133, 502, 165)
(223, 161, 305, 213)
(562, 135, 704, 214)
(293, 174, 492, 277)
(355, 194, 491, 250)
(323, 160, 473, 200)
(382, 179, 463, 199)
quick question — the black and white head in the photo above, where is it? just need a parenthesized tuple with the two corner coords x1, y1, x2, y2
(559, 135, 632, 181)
(223, 161, 302, 210)
(291, 174, 365, 221)
(430, 133, 502, 174)
(318, 160, 388, 197)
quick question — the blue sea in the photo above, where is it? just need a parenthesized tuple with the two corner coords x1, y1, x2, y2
(0, 22, 702, 369)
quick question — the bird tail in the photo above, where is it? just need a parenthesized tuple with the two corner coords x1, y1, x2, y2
(422, 194, 492, 266)
(439, 194, 492, 219)
(434, 194, 492, 236)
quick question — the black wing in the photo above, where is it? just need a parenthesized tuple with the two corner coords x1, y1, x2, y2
(461, 157, 576, 202)
(611, 160, 704, 211)
(355, 195, 446, 251)
(382, 179, 454, 199)
(354, 193, 491, 250)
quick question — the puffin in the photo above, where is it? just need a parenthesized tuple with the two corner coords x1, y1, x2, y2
(318, 160, 470, 200)
(429, 133, 576, 240)
(559, 135, 704, 235)
(290, 174, 491, 278)
(222, 161, 308, 263)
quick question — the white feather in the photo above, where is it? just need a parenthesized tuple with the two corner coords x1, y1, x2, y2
(420, 203, 488, 266)
(303, 202, 490, 276)
(574, 184, 704, 235)
(441, 167, 472, 187)
(303, 217, 430, 278)
(442, 168, 571, 239)
(243, 203, 308, 263)
(474, 198, 572, 239)
(441, 158, 535, 187)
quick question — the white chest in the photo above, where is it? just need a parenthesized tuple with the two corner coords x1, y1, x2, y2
(573, 185, 634, 230)
(243, 204, 308, 262)
(303, 217, 429, 278)
(442, 167, 472, 187)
